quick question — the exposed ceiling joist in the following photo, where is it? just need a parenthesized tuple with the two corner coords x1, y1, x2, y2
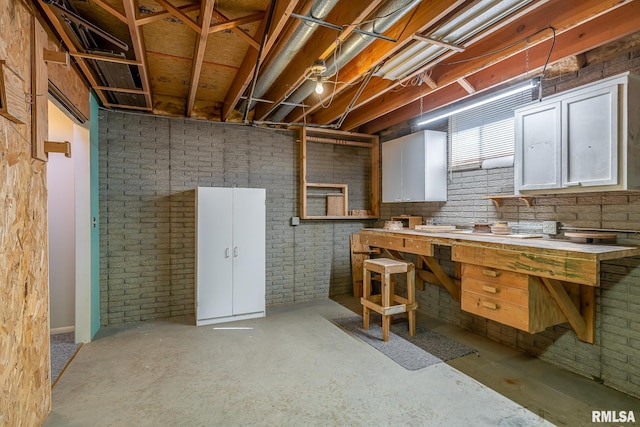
(186, 0, 216, 117)
(313, 0, 632, 129)
(360, 0, 640, 134)
(136, 3, 201, 26)
(283, 0, 466, 124)
(153, 0, 201, 33)
(222, 0, 300, 121)
(122, 0, 153, 108)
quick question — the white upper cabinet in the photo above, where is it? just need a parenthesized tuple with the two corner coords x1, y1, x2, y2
(382, 130, 447, 203)
(515, 72, 640, 194)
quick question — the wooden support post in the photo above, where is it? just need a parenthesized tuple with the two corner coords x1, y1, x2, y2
(541, 277, 594, 343)
(420, 255, 460, 301)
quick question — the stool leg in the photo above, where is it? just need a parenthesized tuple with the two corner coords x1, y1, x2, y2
(382, 272, 391, 341)
(407, 266, 416, 337)
(362, 266, 371, 330)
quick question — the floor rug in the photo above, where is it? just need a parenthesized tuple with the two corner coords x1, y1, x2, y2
(333, 315, 476, 370)
(51, 332, 81, 385)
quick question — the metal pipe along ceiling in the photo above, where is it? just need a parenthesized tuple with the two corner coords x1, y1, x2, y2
(238, 0, 340, 113)
(268, 0, 422, 123)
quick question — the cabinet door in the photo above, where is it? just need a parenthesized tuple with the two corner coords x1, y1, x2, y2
(196, 187, 234, 321)
(231, 188, 266, 315)
(562, 85, 618, 187)
(382, 139, 403, 202)
(401, 132, 426, 201)
(515, 102, 561, 191)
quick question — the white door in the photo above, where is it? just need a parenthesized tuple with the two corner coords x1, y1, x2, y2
(231, 188, 266, 315)
(382, 139, 403, 202)
(515, 102, 561, 191)
(562, 85, 618, 187)
(402, 132, 426, 202)
(196, 187, 234, 321)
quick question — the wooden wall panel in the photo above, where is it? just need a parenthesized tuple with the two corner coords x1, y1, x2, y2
(0, 0, 51, 423)
(0, 0, 88, 424)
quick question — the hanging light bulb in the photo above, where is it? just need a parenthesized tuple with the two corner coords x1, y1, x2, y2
(310, 59, 326, 95)
(315, 76, 324, 95)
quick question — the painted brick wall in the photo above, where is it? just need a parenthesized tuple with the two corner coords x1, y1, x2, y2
(99, 113, 373, 325)
(381, 48, 640, 398)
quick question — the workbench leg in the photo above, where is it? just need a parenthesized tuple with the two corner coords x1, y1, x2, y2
(408, 265, 416, 337)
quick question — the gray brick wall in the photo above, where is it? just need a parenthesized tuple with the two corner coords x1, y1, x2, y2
(382, 49, 640, 398)
(99, 114, 374, 326)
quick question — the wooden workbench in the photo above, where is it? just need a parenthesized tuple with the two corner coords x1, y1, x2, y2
(359, 228, 640, 343)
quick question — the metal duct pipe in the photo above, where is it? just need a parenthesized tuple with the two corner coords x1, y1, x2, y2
(238, 0, 339, 113)
(268, 0, 422, 123)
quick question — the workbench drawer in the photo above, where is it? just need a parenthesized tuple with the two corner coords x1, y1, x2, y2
(461, 291, 529, 331)
(462, 276, 529, 307)
(361, 233, 433, 256)
(462, 264, 529, 289)
(461, 264, 567, 333)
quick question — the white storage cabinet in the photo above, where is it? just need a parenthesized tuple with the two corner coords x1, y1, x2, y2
(195, 187, 266, 326)
(515, 72, 640, 194)
(382, 130, 447, 202)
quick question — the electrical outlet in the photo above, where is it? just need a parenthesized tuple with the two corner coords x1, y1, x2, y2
(542, 221, 558, 235)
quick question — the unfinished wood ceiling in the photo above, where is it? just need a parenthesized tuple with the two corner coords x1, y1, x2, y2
(38, 0, 640, 133)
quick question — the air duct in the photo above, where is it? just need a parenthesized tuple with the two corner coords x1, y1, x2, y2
(268, 0, 422, 123)
(238, 0, 340, 113)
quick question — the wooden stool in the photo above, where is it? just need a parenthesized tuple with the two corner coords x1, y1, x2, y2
(361, 258, 417, 341)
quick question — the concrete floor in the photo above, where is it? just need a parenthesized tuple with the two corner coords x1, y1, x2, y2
(45, 298, 638, 426)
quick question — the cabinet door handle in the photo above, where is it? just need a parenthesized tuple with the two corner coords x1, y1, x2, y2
(482, 269, 498, 277)
(482, 301, 499, 310)
(225, 248, 230, 258)
(234, 247, 239, 257)
(482, 285, 498, 294)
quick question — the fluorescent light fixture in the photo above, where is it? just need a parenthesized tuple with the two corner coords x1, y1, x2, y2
(376, 0, 535, 81)
(416, 79, 539, 126)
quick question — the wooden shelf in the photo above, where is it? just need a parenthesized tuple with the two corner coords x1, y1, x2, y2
(483, 195, 534, 208)
(300, 127, 379, 220)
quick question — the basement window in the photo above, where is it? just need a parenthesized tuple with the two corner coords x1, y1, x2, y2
(448, 86, 533, 171)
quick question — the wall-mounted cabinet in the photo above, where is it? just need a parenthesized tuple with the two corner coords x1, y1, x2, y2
(515, 72, 640, 194)
(382, 130, 447, 203)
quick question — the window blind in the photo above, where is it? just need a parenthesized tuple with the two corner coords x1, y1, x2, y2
(448, 89, 532, 170)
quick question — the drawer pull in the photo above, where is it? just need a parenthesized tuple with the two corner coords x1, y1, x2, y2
(482, 269, 498, 277)
(482, 285, 498, 294)
(482, 301, 499, 310)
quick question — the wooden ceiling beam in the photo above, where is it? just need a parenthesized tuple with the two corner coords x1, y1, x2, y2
(186, 0, 216, 117)
(280, 0, 465, 124)
(358, 0, 640, 134)
(315, 0, 631, 128)
(254, 0, 385, 120)
(136, 3, 201, 26)
(212, 9, 260, 49)
(122, 0, 153, 108)
(90, 0, 127, 24)
(305, 0, 547, 125)
(153, 0, 202, 33)
(222, 0, 299, 121)
(209, 12, 265, 34)
(37, 0, 110, 105)
(70, 52, 141, 65)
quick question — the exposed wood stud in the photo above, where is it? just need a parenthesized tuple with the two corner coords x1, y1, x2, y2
(121, 0, 153, 108)
(457, 77, 476, 94)
(153, 0, 202, 33)
(136, 3, 201, 26)
(186, 0, 216, 117)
